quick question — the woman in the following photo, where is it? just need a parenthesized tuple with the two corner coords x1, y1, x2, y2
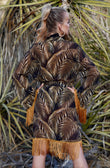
(13, 4, 99, 168)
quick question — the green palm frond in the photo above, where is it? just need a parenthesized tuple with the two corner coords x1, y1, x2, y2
(0, 0, 110, 162)
(69, 0, 110, 84)
(81, 6, 110, 18)
(0, 47, 27, 149)
(76, 0, 110, 7)
(2, 103, 11, 143)
(0, 0, 54, 8)
(82, 79, 110, 152)
(0, 114, 8, 145)
(0, 48, 3, 95)
(0, 59, 16, 101)
(69, 1, 110, 61)
(0, 0, 60, 46)
(11, 113, 25, 139)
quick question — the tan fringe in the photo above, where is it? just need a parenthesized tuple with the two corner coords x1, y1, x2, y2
(74, 89, 87, 124)
(26, 89, 39, 126)
(32, 138, 49, 156)
(32, 138, 82, 161)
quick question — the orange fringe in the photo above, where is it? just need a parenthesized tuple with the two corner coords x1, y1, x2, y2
(26, 87, 86, 126)
(26, 89, 39, 126)
(32, 138, 82, 161)
(74, 89, 87, 124)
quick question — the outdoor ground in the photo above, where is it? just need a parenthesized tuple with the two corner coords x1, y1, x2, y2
(0, 151, 110, 168)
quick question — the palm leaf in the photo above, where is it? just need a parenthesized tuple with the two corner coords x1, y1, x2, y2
(10, 137, 32, 152)
(75, 10, 109, 60)
(71, 9, 100, 45)
(8, 96, 18, 104)
(0, 0, 53, 8)
(0, 47, 3, 95)
(11, 112, 26, 119)
(81, 6, 110, 18)
(11, 112, 25, 140)
(91, 137, 110, 146)
(77, 1, 110, 7)
(8, 106, 26, 113)
(3, 119, 23, 140)
(19, 0, 23, 23)
(11, 12, 41, 33)
(1, 59, 16, 101)
(0, 114, 7, 145)
(94, 110, 110, 120)
(2, 103, 11, 143)
(86, 129, 110, 138)
(81, 10, 110, 33)
(3, 119, 16, 145)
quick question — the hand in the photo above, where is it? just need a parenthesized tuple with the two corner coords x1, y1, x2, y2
(67, 86, 75, 94)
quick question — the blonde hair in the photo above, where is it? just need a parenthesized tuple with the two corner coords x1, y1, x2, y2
(37, 4, 66, 42)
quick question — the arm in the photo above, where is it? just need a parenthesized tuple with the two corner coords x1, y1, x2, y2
(75, 45, 100, 108)
(68, 43, 99, 123)
(13, 48, 41, 109)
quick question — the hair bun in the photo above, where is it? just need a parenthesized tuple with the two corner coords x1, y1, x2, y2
(41, 3, 52, 21)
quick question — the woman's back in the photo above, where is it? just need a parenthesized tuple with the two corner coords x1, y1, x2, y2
(13, 4, 99, 167)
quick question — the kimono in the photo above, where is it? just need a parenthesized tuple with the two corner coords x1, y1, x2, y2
(13, 33, 99, 160)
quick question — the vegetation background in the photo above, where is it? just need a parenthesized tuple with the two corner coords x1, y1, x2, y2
(0, 0, 110, 167)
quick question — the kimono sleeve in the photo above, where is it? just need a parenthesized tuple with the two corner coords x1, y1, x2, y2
(76, 45, 100, 108)
(13, 48, 41, 109)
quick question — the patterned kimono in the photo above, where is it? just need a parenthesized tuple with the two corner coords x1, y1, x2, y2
(13, 34, 99, 160)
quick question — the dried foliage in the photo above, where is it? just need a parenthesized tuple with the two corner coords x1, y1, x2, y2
(0, 0, 110, 167)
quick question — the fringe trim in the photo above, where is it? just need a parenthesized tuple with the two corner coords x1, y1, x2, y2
(26, 89, 39, 126)
(74, 89, 87, 124)
(32, 138, 82, 161)
(26, 86, 86, 126)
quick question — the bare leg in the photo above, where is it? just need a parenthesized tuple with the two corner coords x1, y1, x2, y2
(32, 154, 46, 168)
(73, 147, 88, 168)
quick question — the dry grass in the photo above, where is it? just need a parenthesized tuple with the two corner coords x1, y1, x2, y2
(0, 151, 110, 168)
